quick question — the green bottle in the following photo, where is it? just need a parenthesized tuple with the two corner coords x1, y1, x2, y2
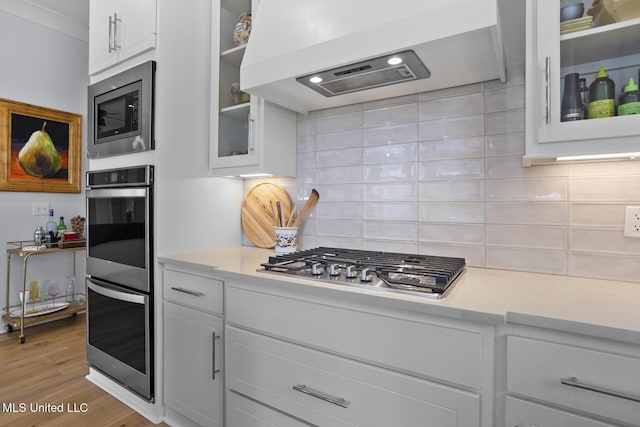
(618, 77, 640, 116)
(588, 66, 616, 119)
(57, 216, 67, 239)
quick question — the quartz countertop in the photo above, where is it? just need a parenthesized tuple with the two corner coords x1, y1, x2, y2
(158, 246, 640, 344)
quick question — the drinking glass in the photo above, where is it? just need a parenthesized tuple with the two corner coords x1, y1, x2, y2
(39, 280, 49, 308)
(19, 290, 30, 313)
(49, 282, 60, 308)
(29, 281, 39, 312)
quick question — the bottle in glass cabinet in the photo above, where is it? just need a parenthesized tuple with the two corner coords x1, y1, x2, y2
(561, 72, 583, 121)
(618, 77, 640, 115)
(588, 65, 616, 118)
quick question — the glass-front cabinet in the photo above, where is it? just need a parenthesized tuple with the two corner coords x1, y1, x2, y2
(210, 0, 296, 177)
(524, 0, 640, 165)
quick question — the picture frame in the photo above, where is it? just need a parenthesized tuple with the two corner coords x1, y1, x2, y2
(0, 98, 82, 193)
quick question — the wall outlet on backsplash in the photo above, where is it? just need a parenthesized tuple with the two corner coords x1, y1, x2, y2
(623, 206, 640, 238)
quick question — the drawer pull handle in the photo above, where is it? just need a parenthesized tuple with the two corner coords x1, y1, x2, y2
(171, 287, 205, 297)
(212, 332, 221, 380)
(292, 384, 350, 408)
(561, 376, 640, 403)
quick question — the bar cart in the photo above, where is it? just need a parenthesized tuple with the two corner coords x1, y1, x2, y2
(3, 240, 86, 343)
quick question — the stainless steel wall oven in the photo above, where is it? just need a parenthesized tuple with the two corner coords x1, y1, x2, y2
(85, 165, 154, 401)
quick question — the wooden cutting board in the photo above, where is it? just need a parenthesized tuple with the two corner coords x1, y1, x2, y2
(241, 182, 293, 248)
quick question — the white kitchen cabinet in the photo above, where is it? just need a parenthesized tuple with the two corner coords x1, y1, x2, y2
(524, 0, 640, 165)
(506, 396, 617, 427)
(89, 0, 157, 75)
(225, 281, 494, 426)
(227, 391, 308, 427)
(503, 327, 640, 426)
(209, 0, 296, 177)
(163, 268, 224, 427)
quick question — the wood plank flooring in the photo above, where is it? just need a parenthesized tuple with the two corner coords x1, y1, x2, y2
(0, 315, 167, 427)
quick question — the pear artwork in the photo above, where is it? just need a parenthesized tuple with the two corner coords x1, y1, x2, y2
(18, 121, 62, 178)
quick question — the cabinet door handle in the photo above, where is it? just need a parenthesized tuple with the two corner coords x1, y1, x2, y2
(248, 114, 255, 152)
(109, 13, 121, 52)
(212, 332, 221, 380)
(170, 286, 205, 297)
(292, 384, 350, 408)
(545, 56, 551, 124)
(561, 376, 640, 403)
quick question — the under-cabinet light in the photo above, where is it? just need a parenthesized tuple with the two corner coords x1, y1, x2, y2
(556, 152, 640, 162)
(238, 173, 273, 178)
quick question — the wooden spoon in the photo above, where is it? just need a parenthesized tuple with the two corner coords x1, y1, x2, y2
(291, 189, 319, 227)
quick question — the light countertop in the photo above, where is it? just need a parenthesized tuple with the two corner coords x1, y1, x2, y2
(159, 246, 640, 344)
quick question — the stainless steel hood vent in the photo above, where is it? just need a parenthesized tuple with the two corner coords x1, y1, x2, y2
(296, 50, 430, 97)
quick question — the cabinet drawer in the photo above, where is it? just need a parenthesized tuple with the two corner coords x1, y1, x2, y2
(226, 326, 479, 427)
(226, 285, 483, 388)
(227, 391, 307, 427)
(506, 396, 617, 427)
(507, 335, 640, 426)
(163, 269, 223, 315)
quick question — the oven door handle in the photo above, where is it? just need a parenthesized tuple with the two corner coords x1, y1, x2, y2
(87, 279, 146, 305)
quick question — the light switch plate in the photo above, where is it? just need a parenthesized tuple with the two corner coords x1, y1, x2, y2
(32, 201, 49, 216)
(623, 206, 640, 238)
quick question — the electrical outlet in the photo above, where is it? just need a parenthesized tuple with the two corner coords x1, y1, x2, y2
(624, 206, 640, 238)
(32, 201, 49, 216)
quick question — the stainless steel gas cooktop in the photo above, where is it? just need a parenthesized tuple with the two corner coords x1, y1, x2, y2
(259, 247, 466, 299)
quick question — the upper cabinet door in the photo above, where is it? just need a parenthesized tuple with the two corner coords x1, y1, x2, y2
(524, 0, 640, 165)
(89, 0, 157, 75)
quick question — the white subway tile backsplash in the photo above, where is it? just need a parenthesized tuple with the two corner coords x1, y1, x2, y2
(486, 202, 567, 225)
(363, 221, 419, 241)
(317, 147, 362, 168)
(569, 228, 640, 255)
(485, 132, 525, 157)
(486, 177, 567, 201)
(364, 182, 418, 201)
(316, 129, 363, 151)
(254, 78, 640, 284)
(363, 202, 419, 221)
(486, 246, 567, 275)
(363, 103, 418, 128)
(418, 93, 484, 121)
(419, 137, 485, 161)
(418, 181, 484, 201)
(486, 224, 566, 250)
(363, 123, 418, 146)
(419, 223, 484, 245)
(363, 163, 419, 182)
(363, 142, 418, 165)
(316, 111, 362, 134)
(419, 202, 484, 223)
(419, 114, 484, 141)
(419, 158, 485, 181)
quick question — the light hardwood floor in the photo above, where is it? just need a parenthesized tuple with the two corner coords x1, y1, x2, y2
(0, 315, 168, 427)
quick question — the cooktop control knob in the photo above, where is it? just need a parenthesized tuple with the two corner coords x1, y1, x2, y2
(311, 263, 324, 275)
(345, 265, 357, 278)
(329, 264, 341, 276)
(360, 267, 373, 282)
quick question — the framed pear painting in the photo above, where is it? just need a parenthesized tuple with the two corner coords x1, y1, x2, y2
(0, 99, 82, 193)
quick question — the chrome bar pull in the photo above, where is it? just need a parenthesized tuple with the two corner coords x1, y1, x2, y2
(170, 286, 205, 297)
(561, 377, 640, 403)
(292, 384, 350, 408)
(545, 56, 551, 124)
(108, 14, 114, 52)
(112, 13, 121, 51)
(212, 332, 221, 380)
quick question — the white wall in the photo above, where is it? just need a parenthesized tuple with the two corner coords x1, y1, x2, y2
(0, 11, 88, 312)
(245, 64, 640, 284)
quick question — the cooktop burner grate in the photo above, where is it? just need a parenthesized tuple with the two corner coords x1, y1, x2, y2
(259, 247, 465, 298)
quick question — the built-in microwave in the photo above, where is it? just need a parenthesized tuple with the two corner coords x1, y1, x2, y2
(87, 61, 155, 158)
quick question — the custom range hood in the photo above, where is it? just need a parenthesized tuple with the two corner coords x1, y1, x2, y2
(241, 0, 524, 114)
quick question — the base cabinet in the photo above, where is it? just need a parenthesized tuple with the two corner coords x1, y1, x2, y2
(506, 397, 617, 427)
(227, 391, 308, 427)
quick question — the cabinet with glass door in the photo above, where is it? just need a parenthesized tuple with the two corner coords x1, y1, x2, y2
(524, 0, 640, 165)
(210, 0, 296, 177)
